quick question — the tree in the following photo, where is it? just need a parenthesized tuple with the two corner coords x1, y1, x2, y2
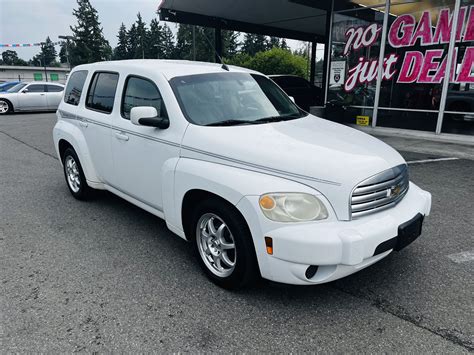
(161, 23, 175, 59)
(147, 18, 164, 59)
(227, 47, 308, 78)
(222, 30, 239, 58)
(113, 23, 128, 60)
(241, 33, 269, 56)
(69, 0, 112, 65)
(134, 13, 147, 59)
(1, 50, 20, 65)
(127, 23, 138, 59)
(59, 42, 68, 63)
(269, 36, 280, 49)
(30, 37, 58, 67)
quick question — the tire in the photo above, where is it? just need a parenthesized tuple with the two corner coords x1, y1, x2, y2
(0, 99, 12, 115)
(62, 148, 93, 200)
(191, 198, 259, 289)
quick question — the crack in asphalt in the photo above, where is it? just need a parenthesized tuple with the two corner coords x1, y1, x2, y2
(331, 285, 473, 351)
(0, 130, 58, 160)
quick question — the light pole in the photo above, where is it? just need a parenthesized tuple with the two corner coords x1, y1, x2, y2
(58, 35, 73, 70)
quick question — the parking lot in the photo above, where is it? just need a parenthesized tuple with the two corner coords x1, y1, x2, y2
(1, 112, 473, 352)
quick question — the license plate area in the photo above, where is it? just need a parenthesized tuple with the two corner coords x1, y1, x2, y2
(395, 213, 424, 251)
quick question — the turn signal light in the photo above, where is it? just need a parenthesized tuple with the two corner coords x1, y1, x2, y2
(264, 236, 273, 255)
(259, 195, 276, 210)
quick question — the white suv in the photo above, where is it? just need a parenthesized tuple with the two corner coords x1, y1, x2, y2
(53, 60, 431, 289)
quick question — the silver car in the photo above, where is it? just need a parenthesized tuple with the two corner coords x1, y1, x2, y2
(0, 82, 65, 115)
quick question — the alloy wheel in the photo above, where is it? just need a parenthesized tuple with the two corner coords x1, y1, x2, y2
(196, 213, 237, 278)
(65, 155, 81, 193)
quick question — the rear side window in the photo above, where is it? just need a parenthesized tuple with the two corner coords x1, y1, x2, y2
(64, 70, 88, 106)
(47, 85, 64, 92)
(121, 76, 167, 119)
(26, 84, 46, 93)
(86, 72, 119, 114)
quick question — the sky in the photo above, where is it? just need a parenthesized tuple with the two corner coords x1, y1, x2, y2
(0, 0, 312, 61)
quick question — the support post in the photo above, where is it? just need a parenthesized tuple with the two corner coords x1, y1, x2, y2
(310, 40, 317, 86)
(436, 0, 461, 134)
(215, 27, 222, 63)
(371, 0, 390, 128)
(322, 0, 334, 106)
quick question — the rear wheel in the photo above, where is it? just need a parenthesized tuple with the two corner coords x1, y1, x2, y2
(62, 148, 93, 200)
(0, 99, 12, 115)
(192, 198, 259, 289)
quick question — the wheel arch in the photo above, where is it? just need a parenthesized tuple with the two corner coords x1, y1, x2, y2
(0, 97, 14, 112)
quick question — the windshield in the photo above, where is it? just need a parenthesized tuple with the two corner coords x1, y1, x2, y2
(6, 83, 27, 93)
(169, 72, 306, 126)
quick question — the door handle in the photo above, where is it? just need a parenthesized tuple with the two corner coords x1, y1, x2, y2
(115, 132, 129, 141)
(79, 121, 88, 127)
(40, 93, 45, 96)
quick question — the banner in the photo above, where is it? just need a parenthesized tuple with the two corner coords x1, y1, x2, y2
(0, 41, 64, 48)
(342, 5, 474, 91)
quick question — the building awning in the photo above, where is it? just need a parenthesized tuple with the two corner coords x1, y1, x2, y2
(158, 0, 332, 42)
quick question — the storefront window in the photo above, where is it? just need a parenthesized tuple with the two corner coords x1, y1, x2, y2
(328, 2, 386, 125)
(442, 0, 474, 135)
(375, 0, 455, 132)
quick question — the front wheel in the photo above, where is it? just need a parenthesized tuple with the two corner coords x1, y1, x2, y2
(192, 198, 259, 289)
(62, 148, 93, 200)
(0, 99, 12, 115)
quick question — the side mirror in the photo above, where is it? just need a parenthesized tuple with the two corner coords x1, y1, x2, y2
(130, 106, 169, 129)
(22, 89, 29, 94)
(289, 96, 295, 103)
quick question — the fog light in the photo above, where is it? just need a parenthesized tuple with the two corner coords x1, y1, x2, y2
(264, 236, 273, 255)
(305, 265, 319, 279)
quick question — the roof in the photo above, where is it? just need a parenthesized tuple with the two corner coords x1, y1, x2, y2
(23, 81, 65, 85)
(159, 0, 329, 41)
(0, 65, 70, 72)
(75, 59, 261, 79)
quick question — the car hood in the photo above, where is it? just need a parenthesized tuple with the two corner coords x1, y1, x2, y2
(181, 115, 405, 220)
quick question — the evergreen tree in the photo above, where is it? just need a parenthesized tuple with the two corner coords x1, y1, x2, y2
(69, 0, 112, 65)
(134, 13, 147, 59)
(280, 38, 290, 51)
(269, 36, 280, 49)
(59, 42, 68, 63)
(222, 30, 239, 58)
(175, 24, 194, 60)
(127, 23, 139, 59)
(31, 37, 58, 67)
(113, 23, 129, 60)
(147, 18, 164, 59)
(241, 33, 268, 56)
(161, 23, 175, 59)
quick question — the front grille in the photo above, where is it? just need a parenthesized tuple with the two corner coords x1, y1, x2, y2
(351, 164, 409, 219)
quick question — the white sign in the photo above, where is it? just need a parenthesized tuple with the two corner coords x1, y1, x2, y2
(330, 61, 346, 86)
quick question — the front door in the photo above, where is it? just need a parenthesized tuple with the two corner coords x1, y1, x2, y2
(18, 84, 48, 110)
(110, 75, 181, 212)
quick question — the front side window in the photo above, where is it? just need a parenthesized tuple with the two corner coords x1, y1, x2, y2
(64, 70, 88, 106)
(121, 76, 167, 119)
(26, 84, 46, 93)
(86, 72, 119, 114)
(169, 72, 305, 126)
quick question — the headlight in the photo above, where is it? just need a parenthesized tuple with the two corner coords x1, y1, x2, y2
(259, 193, 328, 222)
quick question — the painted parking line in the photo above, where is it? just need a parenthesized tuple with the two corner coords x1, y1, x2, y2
(447, 250, 474, 264)
(407, 157, 459, 165)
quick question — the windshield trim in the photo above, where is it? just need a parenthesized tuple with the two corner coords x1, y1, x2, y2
(169, 72, 307, 127)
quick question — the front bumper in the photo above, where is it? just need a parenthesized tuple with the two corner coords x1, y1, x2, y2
(237, 182, 431, 285)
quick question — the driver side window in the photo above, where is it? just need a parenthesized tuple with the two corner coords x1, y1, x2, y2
(25, 84, 46, 93)
(121, 76, 167, 120)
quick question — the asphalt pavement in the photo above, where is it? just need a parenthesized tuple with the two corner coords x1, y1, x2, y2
(1, 113, 473, 352)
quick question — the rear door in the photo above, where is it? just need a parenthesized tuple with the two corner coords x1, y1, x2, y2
(45, 84, 64, 110)
(17, 84, 48, 110)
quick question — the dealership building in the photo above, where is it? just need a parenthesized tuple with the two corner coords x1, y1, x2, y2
(159, 0, 474, 137)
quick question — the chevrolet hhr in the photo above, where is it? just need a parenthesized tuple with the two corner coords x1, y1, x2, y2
(53, 60, 431, 289)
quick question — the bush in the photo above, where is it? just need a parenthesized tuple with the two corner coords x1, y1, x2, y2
(225, 47, 308, 78)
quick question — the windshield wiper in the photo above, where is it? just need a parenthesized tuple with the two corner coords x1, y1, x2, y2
(205, 119, 254, 126)
(252, 113, 303, 124)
